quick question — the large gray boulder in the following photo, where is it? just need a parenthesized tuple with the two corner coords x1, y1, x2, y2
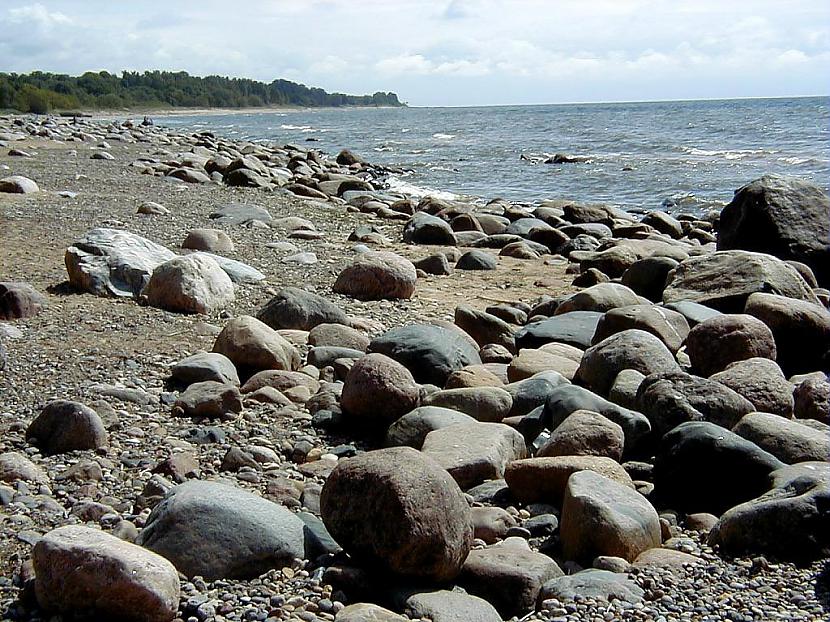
(137, 480, 305, 579)
(717, 175, 830, 287)
(560, 470, 660, 563)
(385, 406, 477, 449)
(575, 329, 679, 395)
(143, 254, 234, 314)
(538, 569, 644, 606)
(732, 412, 830, 464)
(33, 525, 180, 622)
(654, 421, 785, 515)
(257, 287, 352, 330)
(169, 352, 240, 387)
(709, 462, 830, 562)
(65, 228, 176, 297)
(368, 323, 481, 386)
(403, 212, 457, 245)
(320, 447, 473, 582)
(662, 250, 819, 312)
(710, 358, 793, 417)
(635, 371, 756, 438)
(592, 305, 690, 353)
(515, 311, 604, 350)
(555, 283, 642, 315)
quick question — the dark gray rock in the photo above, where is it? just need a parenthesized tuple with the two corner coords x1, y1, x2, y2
(515, 311, 604, 350)
(403, 212, 457, 245)
(717, 175, 830, 287)
(137, 480, 305, 579)
(654, 421, 785, 515)
(368, 323, 481, 386)
(257, 287, 351, 330)
(662, 300, 722, 327)
(636, 371, 756, 438)
(538, 569, 644, 605)
(662, 250, 819, 312)
(26, 400, 107, 456)
(793, 375, 830, 424)
(454, 304, 515, 352)
(385, 406, 477, 449)
(456, 250, 497, 270)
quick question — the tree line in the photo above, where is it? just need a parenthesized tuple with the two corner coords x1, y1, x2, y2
(0, 70, 404, 113)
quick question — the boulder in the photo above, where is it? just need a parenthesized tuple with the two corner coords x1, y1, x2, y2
(710, 358, 793, 417)
(505, 456, 632, 505)
(538, 569, 644, 605)
(459, 538, 563, 617)
(544, 384, 651, 455)
(662, 300, 722, 328)
(538, 409, 625, 461)
(445, 365, 505, 388)
(169, 352, 239, 387)
(732, 412, 830, 463)
(143, 254, 234, 314)
(257, 287, 351, 331)
(26, 400, 107, 455)
(336, 604, 406, 622)
(592, 305, 690, 354)
(515, 311, 604, 350)
(454, 305, 515, 352)
(403, 212, 457, 245)
(662, 250, 819, 312)
(560, 470, 661, 563)
(171, 380, 242, 419)
(0, 282, 46, 320)
(65, 228, 176, 298)
(636, 371, 756, 438)
(642, 210, 683, 238)
(423, 386, 513, 422)
(717, 175, 830, 287)
(340, 353, 421, 429)
(744, 292, 830, 375)
(608, 369, 645, 410)
(182, 228, 233, 252)
(385, 407, 478, 449)
(472, 507, 518, 543)
(579, 246, 639, 278)
(654, 421, 785, 514)
(320, 447, 473, 582)
(421, 422, 527, 489)
(555, 283, 642, 315)
(456, 250, 497, 270)
(194, 252, 265, 284)
(212, 315, 300, 375)
(0, 451, 48, 485)
(575, 329, 679, 395)
(137, 480, 305, 579)
(793, 375, 830, 424)
(685, 314, 777, 377)
(368, 323, 481, 386)
(0, 175, 39, 193)
(209, 202, 272, 226)
(241, 369, 319, 395)
(507, 348, 579, 382)
(333, 251, 417, 300)
(709, 462, 830, 562)
(402, 589, 502, 622)
(33, 525, 179, 622)
(414, 253, 452, 275)
(621, 257, 679, 302)
(308, 323, 370, 351)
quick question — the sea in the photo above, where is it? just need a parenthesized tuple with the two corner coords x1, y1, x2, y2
(159, 96, 829, 216)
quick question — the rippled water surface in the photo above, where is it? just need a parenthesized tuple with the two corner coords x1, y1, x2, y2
(161, 97, 829, 214)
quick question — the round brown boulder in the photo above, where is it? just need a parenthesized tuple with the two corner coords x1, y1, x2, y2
(538, 410, 625, 461)
(26, 401, 107, 456)
(685, 313, 777, 377)
(182, 228, 234, 252)
(333, 251, 417, 300)
(212, 315, 300, 375)
(340, 353, 420, 428)
(320, 447, 473, 581)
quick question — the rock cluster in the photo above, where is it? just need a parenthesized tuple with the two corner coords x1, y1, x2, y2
(1, 113, 828, 622)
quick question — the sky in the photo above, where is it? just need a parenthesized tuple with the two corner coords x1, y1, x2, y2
(0, 0, 828, 106)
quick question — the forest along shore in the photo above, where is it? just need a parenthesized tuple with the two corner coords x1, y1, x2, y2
(0, 113, 828, 622)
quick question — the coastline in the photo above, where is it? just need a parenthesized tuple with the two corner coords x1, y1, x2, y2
(1, 112, 828, 622)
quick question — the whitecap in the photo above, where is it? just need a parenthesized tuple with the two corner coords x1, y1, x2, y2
(432, 133, 456, 140)
(280, 124, 313, 131)
(386, 175, 458, 200)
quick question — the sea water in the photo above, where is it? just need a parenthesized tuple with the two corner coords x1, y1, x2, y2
(160, 96, 829, 215)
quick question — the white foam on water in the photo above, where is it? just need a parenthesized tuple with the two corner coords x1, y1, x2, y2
(432, 133, 456, 140)
(386, 175, 458, 200)
(280, 124, 313, 131)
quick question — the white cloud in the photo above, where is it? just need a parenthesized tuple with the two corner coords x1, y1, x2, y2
(8, 3, 71, 26)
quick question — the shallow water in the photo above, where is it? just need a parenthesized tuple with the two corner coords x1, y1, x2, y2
(160, 96, 830, 215)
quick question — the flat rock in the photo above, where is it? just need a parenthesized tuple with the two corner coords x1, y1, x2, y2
(421, 422, 527, 489)
(209, 202, 272, 226)
(385, 406, 477, 449)
(137, 480, 305, 579)
(65, 228, 176, 298)
(538, 569, 645, 605)
(733, 411, 830, 464)
(515, 311, 604, 350)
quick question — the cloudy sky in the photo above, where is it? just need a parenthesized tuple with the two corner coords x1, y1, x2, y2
(1, 0, 828, 106)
